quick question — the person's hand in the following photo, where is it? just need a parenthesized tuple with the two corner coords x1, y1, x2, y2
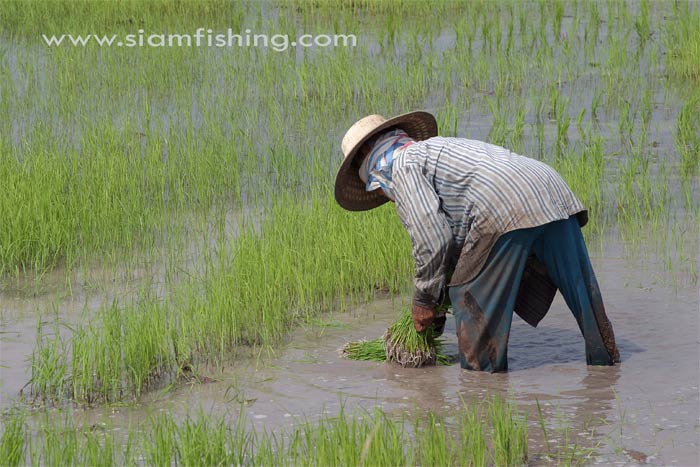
(411, 303, 436, 333)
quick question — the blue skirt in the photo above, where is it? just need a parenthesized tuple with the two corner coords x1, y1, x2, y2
(449, 216, 619, 372)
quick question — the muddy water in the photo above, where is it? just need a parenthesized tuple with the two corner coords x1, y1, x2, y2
(3, 234, 696, 465)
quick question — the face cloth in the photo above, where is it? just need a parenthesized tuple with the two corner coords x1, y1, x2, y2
(358, 128, 414, 200)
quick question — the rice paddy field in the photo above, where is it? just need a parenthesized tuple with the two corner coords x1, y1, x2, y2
(0, 0, 698, 465)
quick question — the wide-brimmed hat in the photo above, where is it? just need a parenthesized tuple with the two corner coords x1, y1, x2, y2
(335, 111, 438, 211)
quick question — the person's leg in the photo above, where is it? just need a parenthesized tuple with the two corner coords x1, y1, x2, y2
(531, 216, 620, 365)
(449, 226, 543, 372)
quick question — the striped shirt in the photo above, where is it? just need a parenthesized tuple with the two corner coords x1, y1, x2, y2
(391, 136, 587, 307)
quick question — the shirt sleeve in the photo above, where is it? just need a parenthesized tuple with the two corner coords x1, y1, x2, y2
(392, 161, 454, 308)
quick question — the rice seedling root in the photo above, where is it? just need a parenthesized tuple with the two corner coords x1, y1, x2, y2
(383, 327, 437, 367)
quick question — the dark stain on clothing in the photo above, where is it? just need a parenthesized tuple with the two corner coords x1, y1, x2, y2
(589, 282, 621, 362)
(457, 292, 502, 371)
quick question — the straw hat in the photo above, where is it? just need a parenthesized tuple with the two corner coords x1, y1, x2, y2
(335, 111, 438, 211)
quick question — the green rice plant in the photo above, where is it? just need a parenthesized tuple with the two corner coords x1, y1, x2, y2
(618, 98, 635, 141)
(28, 411, 131, 467)
(0, 409, 25, 467)
(145, 413, 178, 467)
(0, 125, 182, 275)
(582, 4, 599, 62)
(12, 395, 530, 466)
(0, 149, 74, 275)
(0, 0, 244, 36)
(176, 415, 232, 466)
(487, 94, 508, 147)
(69, 303, 126, 403)
(415, 412, 455, 467)
(302, 407, 408, 466)
(664, 3, 700, 82)
(634, 0, 653, 50)
(36, 415, 79, 466)
(510, 102, 527, 154)
(676, 97, 700, 178)
(488, 396, 528, 467)
(63, 299, 177, 404)
(459, 401, 487, 467)
(553, 138, 606, 240)
(27, 313, 70, 404)
(80, 424, 118, 467)
(549, 87, 571, 158)
(535, 399, 550, 455)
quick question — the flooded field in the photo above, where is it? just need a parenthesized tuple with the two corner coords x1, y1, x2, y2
(1, 0, 699, 465)
(2, 232, 698, 465)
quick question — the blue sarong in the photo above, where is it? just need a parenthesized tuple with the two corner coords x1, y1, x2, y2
(449, 216, 620, 372)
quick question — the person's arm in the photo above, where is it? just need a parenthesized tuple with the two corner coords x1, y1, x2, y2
(392, 161, 453, 330)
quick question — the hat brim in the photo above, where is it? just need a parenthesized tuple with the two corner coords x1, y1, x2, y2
(334, 111, 438, 211)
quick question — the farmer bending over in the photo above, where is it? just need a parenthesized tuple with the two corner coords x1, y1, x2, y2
(334, 111, 620, 372)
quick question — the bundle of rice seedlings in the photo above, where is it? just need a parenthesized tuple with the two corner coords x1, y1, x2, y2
(383, 311, 448, 367)
(340, 310, 450, 367)
(340, 338, 386, 361)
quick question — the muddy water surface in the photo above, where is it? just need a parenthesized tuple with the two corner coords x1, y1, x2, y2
(1, 238, 699, 466)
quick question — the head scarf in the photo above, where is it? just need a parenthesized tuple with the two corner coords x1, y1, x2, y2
(358, 128, 414, 200)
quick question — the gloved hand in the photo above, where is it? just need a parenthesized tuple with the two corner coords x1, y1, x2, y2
(411, 302, 437, 333)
